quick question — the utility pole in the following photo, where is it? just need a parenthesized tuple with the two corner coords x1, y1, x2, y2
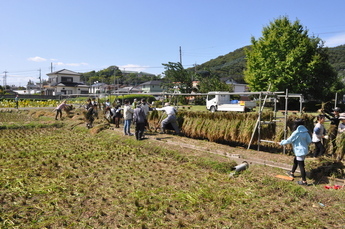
(3, 71, 7, 89)
(179, 46, 182, 65)
(38, 69, 42, 94)
(113, 67, 116, 93)
(51, 62, 53, 72)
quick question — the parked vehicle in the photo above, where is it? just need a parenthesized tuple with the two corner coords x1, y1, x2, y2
(206, 91, 256, 112)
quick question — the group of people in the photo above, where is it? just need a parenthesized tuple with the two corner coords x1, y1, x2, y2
(101, 98, 180, 140)
(312, 107, 345, 160)
(279, 107, 345, 186)
(127, 99, 180, 140)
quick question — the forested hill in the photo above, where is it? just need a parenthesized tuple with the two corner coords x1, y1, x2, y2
(194, 44, 345, 83)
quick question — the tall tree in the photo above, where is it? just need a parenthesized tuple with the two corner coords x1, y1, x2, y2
(162, 62, 194, 93)
(196, 70, 233, 93)
(244, 16, 339, 101)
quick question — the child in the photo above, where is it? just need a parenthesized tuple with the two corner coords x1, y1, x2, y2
(312, 115, 327, 158)
(280, 119, 312, 186)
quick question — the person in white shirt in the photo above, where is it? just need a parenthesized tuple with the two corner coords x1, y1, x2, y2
(337, 113, 345, 133)
(155, 102, 180, 134)
(312, 115, 326, 157)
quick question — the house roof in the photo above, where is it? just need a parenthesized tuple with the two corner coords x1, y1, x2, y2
(57, 82, 88, 87)
(141, 80, 162, 86)
(47, 69, 81, 76)
(116, 86, 142, 93)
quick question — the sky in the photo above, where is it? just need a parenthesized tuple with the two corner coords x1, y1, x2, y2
(1, 0, 345, 87)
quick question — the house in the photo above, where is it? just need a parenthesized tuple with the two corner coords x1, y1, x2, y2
(45, 69, 89, 95)
(221, 77, 250, 93)
(140, 80, 163, 93)
(89, 82, 107, 94)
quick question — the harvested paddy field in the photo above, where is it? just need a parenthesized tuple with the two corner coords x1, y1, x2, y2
(0, 109, 344, 228)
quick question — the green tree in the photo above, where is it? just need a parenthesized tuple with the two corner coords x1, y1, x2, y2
(244, 16, 340, 101)
(197, 71, 233, 93)
(162, 62, 194, 93)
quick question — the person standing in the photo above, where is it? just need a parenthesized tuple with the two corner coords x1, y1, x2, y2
(103, 99, 111, 114)
(279, 119, 312, 186)
(14, 95, 19, 109)
(312, 115, 327, 158)
(140, 98, 150, 131)
(55, 100, 68, 120)
(113, 105, 122, 128)
(132, 98, 138, 109)
(323, 107, 341, 157)
(338, 113, 345, 133)
(123, 99, 134, 135)
(155, 102, 180, 135)
(91, 97, 99, 119)
(133, 105, 146, 140)
(336, 113, 345, 161)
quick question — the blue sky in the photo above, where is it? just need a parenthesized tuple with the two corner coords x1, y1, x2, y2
(1, 0, 345, 87)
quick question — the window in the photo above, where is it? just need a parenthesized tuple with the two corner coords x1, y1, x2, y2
(61, 77, 73, 82)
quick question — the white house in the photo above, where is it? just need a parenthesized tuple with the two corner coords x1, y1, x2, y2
(222, 77, 250, 93)
(45, 69, 89, 95)
(140, 80, 163, 93)
(89, 82, 107, 94)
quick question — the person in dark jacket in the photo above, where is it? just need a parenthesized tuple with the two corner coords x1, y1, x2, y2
(133, 105, 146, 140)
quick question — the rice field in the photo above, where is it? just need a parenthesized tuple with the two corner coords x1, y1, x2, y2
(0, 109, 344, 228)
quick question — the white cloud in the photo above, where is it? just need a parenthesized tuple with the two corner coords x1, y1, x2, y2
(66, 62, 88, 67)
(119, 64, 149, 72)
(53, 62, 88, 67)
(27, 56, 47, 62)
(324, 33, 345, 47)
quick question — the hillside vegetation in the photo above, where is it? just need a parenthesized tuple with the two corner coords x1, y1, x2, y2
(194, 45, 345, 83)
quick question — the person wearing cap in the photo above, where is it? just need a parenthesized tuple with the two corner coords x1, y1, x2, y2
(323, 107, 341, 156)
(155, 102, 180, 135)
